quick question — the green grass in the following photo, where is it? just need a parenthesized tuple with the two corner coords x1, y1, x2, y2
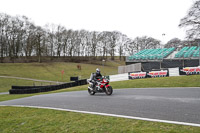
(0, 62, 119, 92)
(0, 78, 54, 92)
(1, 61, 200, 132)
(0, 62, 119, 82)
(110, 75, 200, 89)
(0, 85, 87, 102)
(1, 70, 200, 132)
(0, 106, 199, 133)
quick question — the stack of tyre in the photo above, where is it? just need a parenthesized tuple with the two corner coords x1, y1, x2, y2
(9, 79, 87, 94)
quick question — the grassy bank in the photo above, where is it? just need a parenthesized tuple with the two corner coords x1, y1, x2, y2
(0, 62, 120, 92)
(0, 78, 54, 93)
(0, 106, 199, 133)
(0, 62, 119, 82)
(0, 85, 87, 102)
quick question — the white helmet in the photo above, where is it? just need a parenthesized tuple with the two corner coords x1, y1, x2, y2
(96, 68, 100, 73)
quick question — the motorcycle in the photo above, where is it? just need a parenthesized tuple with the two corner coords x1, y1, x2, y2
(87, 77, 113, 95)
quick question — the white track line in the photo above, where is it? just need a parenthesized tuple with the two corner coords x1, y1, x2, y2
(1, 105, 200, 127)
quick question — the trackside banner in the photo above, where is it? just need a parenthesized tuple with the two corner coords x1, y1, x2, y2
(147, 70, 168, 78)
(180, 66, 200, 75)
(128, 70, 169, 79)
(129, 72, 147, 79)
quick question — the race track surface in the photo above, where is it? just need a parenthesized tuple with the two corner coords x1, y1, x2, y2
(1, 88, 200, 125)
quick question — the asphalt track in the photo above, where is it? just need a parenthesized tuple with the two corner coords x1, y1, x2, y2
(1, 87, 200, 126)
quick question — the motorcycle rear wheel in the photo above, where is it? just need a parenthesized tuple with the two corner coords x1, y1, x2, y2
(88, 88, 95, 95)
(105, 86, 113, 95)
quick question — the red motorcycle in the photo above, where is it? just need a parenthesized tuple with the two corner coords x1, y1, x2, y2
(88, 77, 113, 95)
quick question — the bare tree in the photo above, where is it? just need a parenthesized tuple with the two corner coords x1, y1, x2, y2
(165, 38, 181, 48)
(90, 31, 99, 57)
(68, 30, 79, 57)
(179, 0, 200, 39)
(104, 31, 121, 60)
(62, 29, 72, 57)
(99, 31, 110, 59)
(85, 32, 92, 57)
(132, 36, 160, 51)
(0, 13, 10, 61)
(44, 24, 56, 57)
(34, 26, 45, 63)
(126, 38, 136, 55)
(55, 25, 65, 57)
(0, 12, 167, 62)
(117, 34, 129, 61)
(79, 29, 88, 56)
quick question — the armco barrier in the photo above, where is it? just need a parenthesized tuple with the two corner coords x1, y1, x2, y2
(9, 79, 88, 94)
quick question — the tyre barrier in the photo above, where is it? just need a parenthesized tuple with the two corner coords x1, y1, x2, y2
(9, 79, 88, 94)
(70, 76, 79, 81)
(12, 86, 44, 89)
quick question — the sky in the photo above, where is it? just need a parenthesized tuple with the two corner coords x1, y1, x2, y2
(0, 0, 195, 43)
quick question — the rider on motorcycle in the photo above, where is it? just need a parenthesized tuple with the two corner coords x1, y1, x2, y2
(91, 68, 102, 89)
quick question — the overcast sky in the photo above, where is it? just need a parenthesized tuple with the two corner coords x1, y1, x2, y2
(0, 0, 194, 43)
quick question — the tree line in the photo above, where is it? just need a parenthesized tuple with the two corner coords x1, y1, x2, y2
(0, 0, 199, 62)
(167, 0, 200, 48)
(0, 13, 163, 62)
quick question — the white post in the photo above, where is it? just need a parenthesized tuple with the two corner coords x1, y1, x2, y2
(195, 39, 200, 66)
(199, 42, 200, 66)
(161, 33, 166, 69)
(102, 59, 105, 75)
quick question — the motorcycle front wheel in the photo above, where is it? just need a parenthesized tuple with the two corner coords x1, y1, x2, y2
(105, 86, 113, 95)
(88, 88, 95, 95)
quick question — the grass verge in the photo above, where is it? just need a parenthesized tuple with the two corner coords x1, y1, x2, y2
(0, 62, 118, 92)
(0, 78, 54, 93)
(110, 75, 200, 89)
(0, 85, 87, 102)
(0, 106, 199, 133)
(0, 62, 118, 83)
